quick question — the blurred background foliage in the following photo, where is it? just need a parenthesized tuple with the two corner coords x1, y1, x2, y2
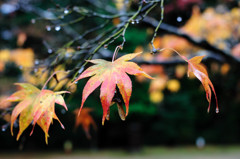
(0, 0, 240, 152)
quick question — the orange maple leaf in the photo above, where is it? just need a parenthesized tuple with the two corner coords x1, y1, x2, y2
(74, 108, 97, 139)
(6, 83, 69, 144)
(181, 55, 219, 113)
(73, 53, 153, 125)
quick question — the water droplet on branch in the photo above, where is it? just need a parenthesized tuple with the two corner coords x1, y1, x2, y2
(177, 16, 182, 22)
(1, 124, 8, 132)
(55, 25, 61, 31)
(35, 59, 39, 65)
(64, 9, 69, 14)
(78, 67, 84, 73)
(65, 53, 71, 58)
(104, 44, 108, 49)
(48, 48, 53, 54)
(46, 25, 51, 31)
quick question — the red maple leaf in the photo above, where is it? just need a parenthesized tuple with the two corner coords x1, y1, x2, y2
(73, 53, 153, 125)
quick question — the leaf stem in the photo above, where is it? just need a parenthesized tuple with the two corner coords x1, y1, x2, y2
(159, 47, 188, 62)
(112, 45, 122, 62)
(41, 70, 69, 90)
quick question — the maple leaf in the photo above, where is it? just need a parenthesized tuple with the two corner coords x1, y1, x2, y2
(73, 53, 153, 125)
(6, 83, 69, 144)
(181, 55, 219, 113)
(74, 108, 97, 139)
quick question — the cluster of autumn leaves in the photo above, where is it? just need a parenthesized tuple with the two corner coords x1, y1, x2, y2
(0, 51, 218, 144)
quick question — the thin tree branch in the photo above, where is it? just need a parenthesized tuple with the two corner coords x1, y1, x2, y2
(143, 16, 240, 65)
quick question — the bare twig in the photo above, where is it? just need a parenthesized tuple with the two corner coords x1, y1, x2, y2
(143, 16, 240, 64)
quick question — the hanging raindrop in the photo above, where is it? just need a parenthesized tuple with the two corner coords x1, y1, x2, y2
(48, 48, 53, 54)
(131, 21, 135, 24)
(1, 125, 7, 132)
(55, 25, 61, 31)
(177, 16, 182, 22)
(64, 9, 69, 14)
(34, 59, 39, 65)
(104, 44, 108, 49)
(46, 25, 51, 31)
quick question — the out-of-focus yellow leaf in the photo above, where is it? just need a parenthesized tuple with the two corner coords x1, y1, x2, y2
(181, 6, 205, 37)
(23, 68, 48, 85)
(175, 65, 187, 79)
(11, 48, 34, 68)
(221, 63, 230, 75)
(115, 0, 124, 10)
(181, 6, 237, 48)
(150, 91, 164, 104)
(149, 75, 168, 92)
(152, 36, 162, 49)
(0, 50, 11, 62)
(49, 65, 69, 91)
(167, 79, 181, 92)
(134, 46, 144, 53)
